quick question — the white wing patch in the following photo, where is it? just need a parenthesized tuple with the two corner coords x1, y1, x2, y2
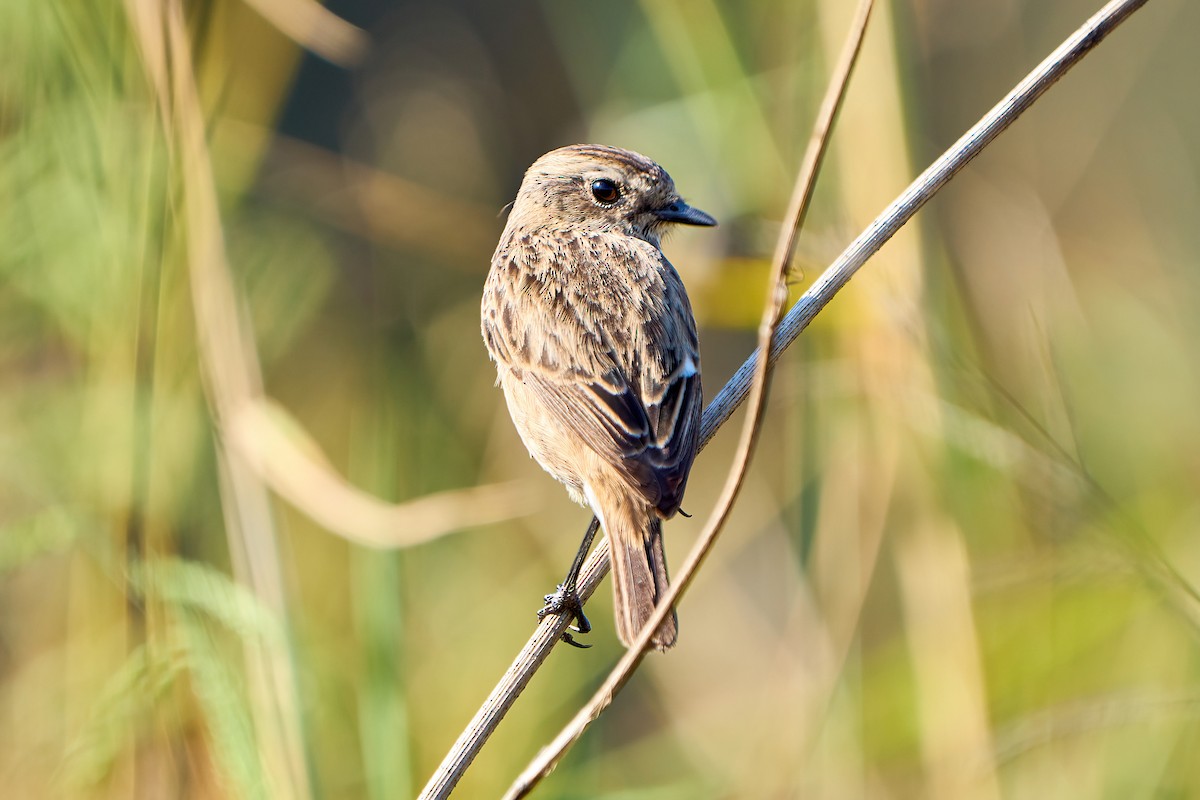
(678, 355, 697, 379)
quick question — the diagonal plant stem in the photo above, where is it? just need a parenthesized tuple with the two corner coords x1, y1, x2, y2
(700, 0, 1150, 451)
(419, 0, 1152, 796)
(503, 1, 875, 795)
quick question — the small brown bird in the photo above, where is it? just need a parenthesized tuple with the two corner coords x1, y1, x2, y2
(481, 144, 715, 650)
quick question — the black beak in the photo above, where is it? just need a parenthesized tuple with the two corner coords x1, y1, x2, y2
(653, 199, 717, 227)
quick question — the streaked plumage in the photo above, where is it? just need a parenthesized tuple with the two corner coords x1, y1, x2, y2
(481, 144, 714, 650)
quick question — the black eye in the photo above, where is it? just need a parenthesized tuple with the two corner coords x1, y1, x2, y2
(590, 178, 620, 205)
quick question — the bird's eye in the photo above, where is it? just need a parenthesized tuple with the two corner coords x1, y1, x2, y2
(590, 179, 620, 205)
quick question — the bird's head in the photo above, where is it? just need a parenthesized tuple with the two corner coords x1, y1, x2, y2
(510, 144, 716, 245)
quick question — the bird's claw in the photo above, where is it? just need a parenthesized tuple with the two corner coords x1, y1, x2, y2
(538, 583, 592, 646)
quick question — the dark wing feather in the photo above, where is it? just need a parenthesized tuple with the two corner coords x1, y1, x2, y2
(519, 364, 699, 514)
(641, 368, 701, 516)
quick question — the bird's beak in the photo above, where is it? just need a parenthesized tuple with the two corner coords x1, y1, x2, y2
(653, 199, 717, 227)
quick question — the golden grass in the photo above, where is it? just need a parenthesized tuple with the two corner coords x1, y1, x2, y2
(1, 0, 1198, 797)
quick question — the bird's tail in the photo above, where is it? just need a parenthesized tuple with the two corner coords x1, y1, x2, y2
(607, 501, 677, 651)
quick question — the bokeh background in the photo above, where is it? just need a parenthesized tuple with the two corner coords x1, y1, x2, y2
(3, 0, 1199, 797)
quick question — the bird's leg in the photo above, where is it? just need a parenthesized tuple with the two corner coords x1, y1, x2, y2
(538, 516, 599, 648)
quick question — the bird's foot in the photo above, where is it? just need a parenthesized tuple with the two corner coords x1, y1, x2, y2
(539, 584, 592, 648)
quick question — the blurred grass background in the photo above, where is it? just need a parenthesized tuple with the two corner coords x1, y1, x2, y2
(2, 0, 1199, 797)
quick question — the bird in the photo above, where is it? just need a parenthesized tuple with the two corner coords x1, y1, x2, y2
(481, 144, 715, 651)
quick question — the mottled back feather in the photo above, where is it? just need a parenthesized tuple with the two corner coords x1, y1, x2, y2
(483, 228, 701, 516)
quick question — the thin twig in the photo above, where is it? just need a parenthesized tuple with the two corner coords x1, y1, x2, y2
(419, 0, 1152, 796)
(503, 2, 874, 795)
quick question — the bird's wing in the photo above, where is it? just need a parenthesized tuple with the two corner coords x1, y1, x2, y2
(520, 369, 665, 503)
(483, 241, 701, 514)
(638, 339, 702, 516)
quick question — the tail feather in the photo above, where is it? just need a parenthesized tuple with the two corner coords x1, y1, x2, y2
(609, 513, 678, 651)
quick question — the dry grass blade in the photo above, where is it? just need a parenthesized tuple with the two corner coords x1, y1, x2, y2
(126, 0, 312, 795)
(501, 2, 874, 795)
(240, 0, 368, 65)
(228, 398, 540, 548)
(124, 0, 540, 788)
